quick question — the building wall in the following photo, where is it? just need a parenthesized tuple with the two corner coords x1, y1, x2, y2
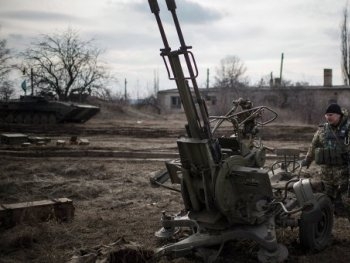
(157, 86, 350, 124)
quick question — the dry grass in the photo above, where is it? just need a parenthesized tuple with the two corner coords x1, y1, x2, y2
(1, 109, 350, 262)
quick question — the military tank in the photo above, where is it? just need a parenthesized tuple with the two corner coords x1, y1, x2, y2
(0, 95, 100, 125)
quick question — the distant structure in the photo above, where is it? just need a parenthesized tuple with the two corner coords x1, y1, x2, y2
(324, 69, 332, 87)
(157, 68, 349, 124)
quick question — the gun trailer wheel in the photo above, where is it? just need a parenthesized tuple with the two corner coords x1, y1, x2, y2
(299, 193, 333, 251)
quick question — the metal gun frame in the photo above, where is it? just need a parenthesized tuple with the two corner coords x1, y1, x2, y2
(148, 1, 333, 262)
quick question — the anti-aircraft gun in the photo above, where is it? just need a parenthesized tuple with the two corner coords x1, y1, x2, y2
(148, 1, 333, 262)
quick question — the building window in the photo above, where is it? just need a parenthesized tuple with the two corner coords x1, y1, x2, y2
(171, 96, 181, 109)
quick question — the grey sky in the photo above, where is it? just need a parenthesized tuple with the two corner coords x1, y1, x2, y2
(0, 0, 347, 98)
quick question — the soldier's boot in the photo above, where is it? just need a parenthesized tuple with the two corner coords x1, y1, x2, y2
(334, 199, 348, 217)
(333, 191, 347, 217)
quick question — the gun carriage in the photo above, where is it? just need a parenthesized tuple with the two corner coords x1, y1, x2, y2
(148, 1, 333, 262)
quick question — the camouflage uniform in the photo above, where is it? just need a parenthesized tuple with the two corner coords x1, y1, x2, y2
(305, 112, 350, 218)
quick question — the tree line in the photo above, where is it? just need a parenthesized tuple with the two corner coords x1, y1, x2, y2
(0, 27, 274, 103)
(0, 28, 116, 102)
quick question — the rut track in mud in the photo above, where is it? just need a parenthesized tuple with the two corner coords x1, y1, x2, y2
(0, 122, 314, 159)
(0, 147, 287, 160)
(0, 148, 179, 159)
(0, 123, 182, 138)
(0, 123, 316, 140)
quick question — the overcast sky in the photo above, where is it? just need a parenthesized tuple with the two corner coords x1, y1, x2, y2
(0, 0, 347, 98)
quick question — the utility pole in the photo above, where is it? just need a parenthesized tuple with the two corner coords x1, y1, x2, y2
(206, 68, 210, 89)
(154, 69, 159, 95)
(280, 52, 284, 84)
(270, 72, 273, 87)
(124, 78, 127, 101)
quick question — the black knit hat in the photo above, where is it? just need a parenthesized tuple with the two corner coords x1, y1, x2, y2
(325, 103, 342, 115)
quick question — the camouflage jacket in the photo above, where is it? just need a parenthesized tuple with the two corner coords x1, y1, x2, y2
(306, 112, 350, 165)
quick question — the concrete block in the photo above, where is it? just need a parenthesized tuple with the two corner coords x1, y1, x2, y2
(78, 139, 90, 145)
(56, 140, 66, 146)
(0, 198, 75, 228)
(1, 133, 28, 145)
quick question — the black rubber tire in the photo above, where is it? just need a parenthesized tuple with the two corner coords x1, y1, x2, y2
(299, 193, 334, 251)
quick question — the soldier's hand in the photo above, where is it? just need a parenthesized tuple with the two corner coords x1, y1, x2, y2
(301, 158, 311, 169)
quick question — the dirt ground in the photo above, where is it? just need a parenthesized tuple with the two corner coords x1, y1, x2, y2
(1, 107, 350, 263)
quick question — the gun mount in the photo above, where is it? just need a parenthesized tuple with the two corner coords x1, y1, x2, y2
(148, 1, 333, 262)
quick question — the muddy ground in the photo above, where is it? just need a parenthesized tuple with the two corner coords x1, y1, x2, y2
(1, 108, 350, 263)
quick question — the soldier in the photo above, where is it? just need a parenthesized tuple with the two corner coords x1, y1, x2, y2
(302, 103, 350, 220)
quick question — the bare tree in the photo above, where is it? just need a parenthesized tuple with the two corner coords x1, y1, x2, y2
(94, 86, 113, 101)
(341, 5, 350, 85)
(0, 38, 11, 80)
(0, 37, 14, 100)
(214, 55, 248, 89)
(21, 28, 108, 101)
(0, 82, 14, 101)
(256, 74, 272, 87)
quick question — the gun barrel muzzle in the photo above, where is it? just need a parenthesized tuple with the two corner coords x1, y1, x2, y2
(166, 0, 177, 11)
(148, 0, 160, 13)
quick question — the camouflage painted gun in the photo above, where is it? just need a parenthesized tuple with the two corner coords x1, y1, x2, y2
(148, 1, 333, 262)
